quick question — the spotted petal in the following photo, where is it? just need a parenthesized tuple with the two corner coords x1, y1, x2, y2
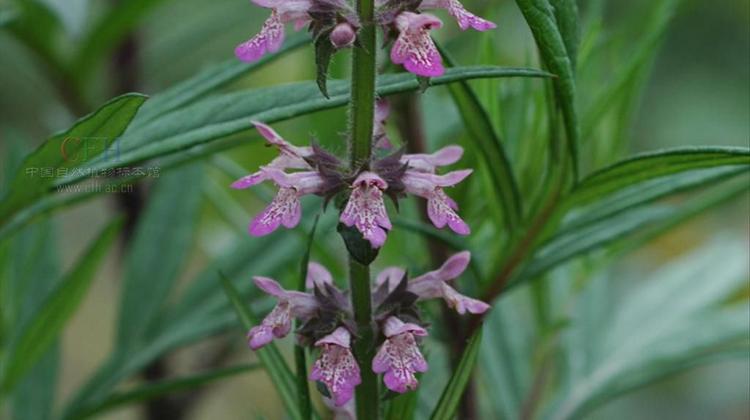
(391, 12, 444, 77)
(372, 317, 428, 393)
(310, 328, 361, 406)
(235, 11, 286, 62)
(249, 187, 301, 235)
(340, 172, 392, 248)
(427, 188, 470, 235)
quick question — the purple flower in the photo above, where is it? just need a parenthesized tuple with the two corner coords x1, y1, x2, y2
(310, 327, 362, 406)
(376, 251, 490, 314)
(340, 172, 392, 248)
(247, 275, 320, 349)
(235, 0, 313, 62)
(401, 144, 464, 173)
(372, 316, 429, 393)
(307, 261, 334, 289)
(420, 0, 497, 31)
(231, 123, 326, 236)
(390, 12, 445, 77)
(231, 122, 313, 189)
(402, 169, 473, 235)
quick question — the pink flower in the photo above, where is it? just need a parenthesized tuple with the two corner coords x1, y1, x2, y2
(391, 12, 444, 77)
(248, 168, 325, 236)
(402, 169, 472, 235)
(409, 251, 490, 314)
(247, 276, 320, 349)
(419, 0, 497, 31)
(402, 144, 464, 173)
(375, 251, 490, 315)
(235, 0, 312, 62)
(340, 172, 392, 248)
(231, 122, 312, 189)
(310, 327, 362, 406)
(231, 122, 327, 236)
(372, 317, 428, 393)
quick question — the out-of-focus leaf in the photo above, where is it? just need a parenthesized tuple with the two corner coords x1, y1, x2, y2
(71, 0, 171, 80)
(438, 46, 523, 231)
(515, 176, 749, 286)
(429, 327, 483, 420)
(218, 273, 302, 420)
(567, 147, 750, 206)
(581, 0, 681, 139)
(548, 241, 750, 420)
(0, 94, 147, 230)
(385, 391, 419, 420)
(0, 218, 122, 393)
(73, 363, 260, 419)
(59, 67, 552, 187)
(561, 165, 747, 232)
(1, 137, 61, 420)
(134, 33, 311, 126)
(515, 0, 580, 179)
(116, 164, 203, 349)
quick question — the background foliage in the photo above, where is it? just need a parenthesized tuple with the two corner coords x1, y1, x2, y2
(0, 0, 748, 419)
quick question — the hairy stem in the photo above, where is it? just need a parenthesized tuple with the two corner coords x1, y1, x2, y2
(349, 259, 377, 419)
(349, 0, 376, 165)
(348, 0, 379, 418)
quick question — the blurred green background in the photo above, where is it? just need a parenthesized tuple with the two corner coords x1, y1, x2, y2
(0, 0, 748, 419)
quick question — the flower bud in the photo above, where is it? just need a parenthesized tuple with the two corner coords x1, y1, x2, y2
(330, 22, 356, 49)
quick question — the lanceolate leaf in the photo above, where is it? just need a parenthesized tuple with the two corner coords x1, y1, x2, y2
(296, 218, 319, 420)
(515, 0, 580, 179)
(0, 93, 147, 230)
(429, 328, 484, 420)
(59, 67, 552, 187)
(550, 0, 580, 71)
(0, 218, 122, 393)
(218, 273, 302, 420)
(73, 364, 260, 419)
(569, 147, 750, 203)
(116, 164, 204, 349)
(438, 46, 523, 232)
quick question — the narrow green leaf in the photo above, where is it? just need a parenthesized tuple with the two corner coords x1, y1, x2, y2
(218, 273, 302, 420)
(0, 93, 147, 229)
(569, 147, 750, 205)
(0, 218, 122, 392)
(550, 0, 579, 71)
(73, 364, 260, 419)
(314, 34, 336, 98)
(429, 328, 484, 420)
(514, 174, 749, 287)
(438, 46, 523, 231)
(59, 66, 552, 187)
(515, 0, 580, 179)
(134, 33, 311, 126)
(296, 217, 318, 420)
(116, 164, 204, 348)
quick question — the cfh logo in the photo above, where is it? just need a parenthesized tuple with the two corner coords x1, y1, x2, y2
(60, 136, 121, 163)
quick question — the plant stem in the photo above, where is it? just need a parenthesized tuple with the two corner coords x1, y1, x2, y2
(347, 0, 379, 418)
(349, 0, 376, 165)
(349, 258, 378, 419)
